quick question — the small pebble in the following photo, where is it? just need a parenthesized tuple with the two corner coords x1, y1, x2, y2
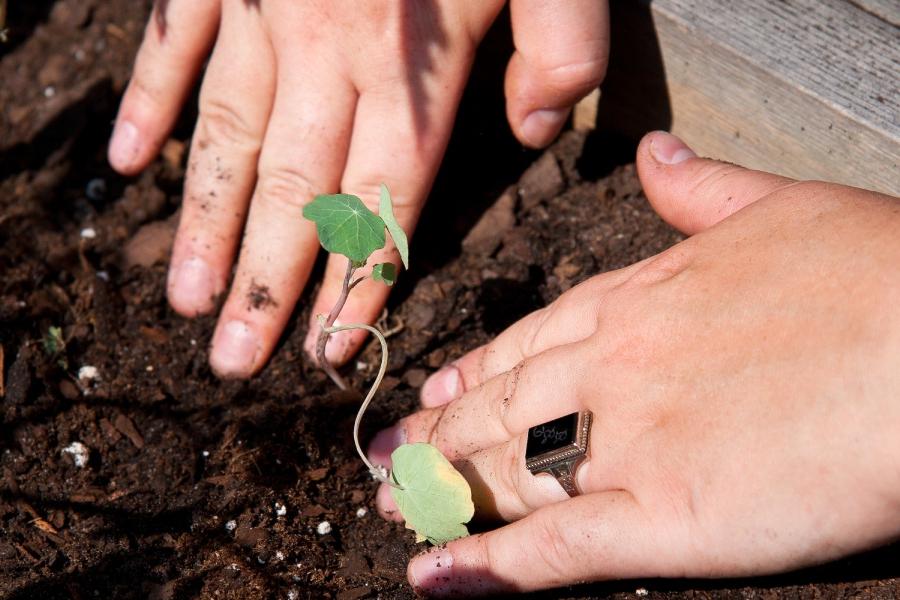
(355, 507, 367, 518)
(225, 520, 237, 532)
(62, 442, 89, 468)
(316, 521, 332, 535)
(80, 227, 97, 239)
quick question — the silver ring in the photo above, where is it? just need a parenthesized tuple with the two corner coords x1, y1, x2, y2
(525, 411, 592, 497)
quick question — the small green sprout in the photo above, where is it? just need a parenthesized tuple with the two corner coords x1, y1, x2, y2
(304, 184, 473, 545)
(42, 325, 68, 369)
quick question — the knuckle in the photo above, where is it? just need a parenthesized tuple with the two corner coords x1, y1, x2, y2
(197, 97, 260, 151)
(255, 166, 319, 215)
(495, 441, 527, 512)
(530, 512, 578, 583)
(536, 56, 607, 92)
(628, 246, 693, 287)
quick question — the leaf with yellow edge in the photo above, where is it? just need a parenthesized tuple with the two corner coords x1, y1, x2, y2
(390, 443, 473, 545)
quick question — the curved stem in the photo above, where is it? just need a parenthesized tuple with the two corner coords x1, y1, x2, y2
(322, 321, 402, 489)
(316, 261, 355, 390)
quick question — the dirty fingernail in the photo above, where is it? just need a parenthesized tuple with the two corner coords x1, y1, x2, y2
(368, 424, 407, 468)
(108, 120, 140, 172)
(650, 131, 696, 165)
(521, 108, 569, 148)
(168, 257, 217, 315)
(421, 365, 462, 407)
(409, 547, 454, 595)
(375, 483, 403, 522)
(210, 320, 260, 378)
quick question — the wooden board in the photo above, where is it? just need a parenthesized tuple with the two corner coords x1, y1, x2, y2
(592, 0, 900, 197)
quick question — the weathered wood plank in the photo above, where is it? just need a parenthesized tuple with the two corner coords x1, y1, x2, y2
(596, 0, 899, 196)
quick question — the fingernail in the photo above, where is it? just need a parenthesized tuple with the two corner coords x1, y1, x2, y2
(210, 320, 260, 378)
(109, 120, 140, 171)
(168, 257, 217, 315)
(324, 329, 354, 365)
(650, 131, 696, 164)
(521, 108, 569, 147)
(421, 365, 462, 407)
(375, 483, 403, 522)
(368, 424, 407, 467)
(409, 547, 454, 595)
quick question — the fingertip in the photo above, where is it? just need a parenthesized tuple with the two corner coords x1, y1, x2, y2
(108, 118, 144, 175)
(420, 365, 463, 408)
(166, 256, 221, 316)
(518, 107, 571, 149)
(375, 483, 404, 522)
(208, 319, 262, 379)
(644, 130, 698, 166)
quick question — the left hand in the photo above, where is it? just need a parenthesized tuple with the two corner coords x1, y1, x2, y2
(368, 132, 900, 596)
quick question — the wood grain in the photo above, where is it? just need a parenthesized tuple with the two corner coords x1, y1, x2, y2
(595, 0, 899, 196)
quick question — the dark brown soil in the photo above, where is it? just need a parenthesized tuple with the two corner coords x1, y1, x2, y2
(1, 2, 898, 598)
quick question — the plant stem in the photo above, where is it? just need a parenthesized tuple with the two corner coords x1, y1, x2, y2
(316, 261, 355, 390)
(323, 322, 402, 489)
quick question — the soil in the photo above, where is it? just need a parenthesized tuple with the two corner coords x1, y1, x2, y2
(1, 1, 898, 599)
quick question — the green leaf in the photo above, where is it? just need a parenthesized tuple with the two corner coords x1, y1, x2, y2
(379, 184, 409, 270)
(390, 443, 474, 545)
(303, 194, 386, 263)
(372, 262, 397, 286)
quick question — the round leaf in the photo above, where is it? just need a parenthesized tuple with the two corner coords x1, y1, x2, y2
(390, 443, 474, 545)
(303, 194, 386, 263)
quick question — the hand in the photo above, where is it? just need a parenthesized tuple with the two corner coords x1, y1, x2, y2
(108, 0, 609, 378)
(369, 131, 900, 596)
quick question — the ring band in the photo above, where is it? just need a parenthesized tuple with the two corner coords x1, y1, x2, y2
(525, 411, 592, 497)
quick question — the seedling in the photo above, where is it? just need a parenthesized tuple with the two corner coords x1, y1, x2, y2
(304, 185, 473, 545)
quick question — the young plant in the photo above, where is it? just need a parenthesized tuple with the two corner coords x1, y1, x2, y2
(303, 185, 473, 545)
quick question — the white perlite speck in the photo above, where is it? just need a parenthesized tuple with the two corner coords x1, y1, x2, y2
(275, 551, 285, 561)
(316, 521, 332, 535)
(225, 520, 237, 532)
(355, 507, 367, 518)
(78, 366, 100, 384)
(275, 502, 287, 517)
(80, 227, 97, 239)
(62, 442, 89, 468)
(635, 588, 649, 597)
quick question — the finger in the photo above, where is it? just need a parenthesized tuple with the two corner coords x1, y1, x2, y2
(505, 0, 609, 148)
(167, 3, 274, 316)
(207, 49, 357, 378)
(302, 19, 477, 366)
(636, 131, 798, 235)
(408, 491, 664, 596)
(369, 340, 590, 468)
(109, 0, 220, 175)
(419, 259, 651, 408)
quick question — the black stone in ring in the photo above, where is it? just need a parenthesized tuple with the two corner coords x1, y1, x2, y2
(525, 411, 592, 496)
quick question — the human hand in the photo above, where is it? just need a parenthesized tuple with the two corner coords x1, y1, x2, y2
(108, 0, 609, 377)
(369, 131, 900, 595)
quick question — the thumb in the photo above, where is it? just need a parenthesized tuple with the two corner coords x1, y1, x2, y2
(505, 0, 610, 148)
(636, 131, 796, 235)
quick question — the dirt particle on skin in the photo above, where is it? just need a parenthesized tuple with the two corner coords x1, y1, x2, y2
(247, 280, 277, 311)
